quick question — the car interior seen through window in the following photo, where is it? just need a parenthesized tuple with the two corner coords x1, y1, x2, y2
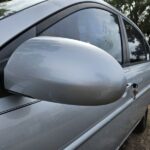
(41, 8, 122, 63)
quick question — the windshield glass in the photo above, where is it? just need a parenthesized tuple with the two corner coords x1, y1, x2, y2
(0, 0, 46, 19)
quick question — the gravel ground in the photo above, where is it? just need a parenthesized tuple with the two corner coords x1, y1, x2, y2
(121, 107, 150, 150)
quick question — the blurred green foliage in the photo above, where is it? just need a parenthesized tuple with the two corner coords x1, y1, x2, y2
(0, 0, 11, 17)
(105, 0, 150, 44)
(0, 0, 11, 2)
(0, 8, 6, 16)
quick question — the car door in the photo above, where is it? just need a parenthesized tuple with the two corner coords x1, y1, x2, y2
(0, 2, 150, 150)
(37, 4, 140, 149)
(122, 18, 150, 121)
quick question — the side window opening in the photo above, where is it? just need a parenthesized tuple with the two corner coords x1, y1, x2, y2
(124, 20, 150, 63)
(40, 8, 122, 63)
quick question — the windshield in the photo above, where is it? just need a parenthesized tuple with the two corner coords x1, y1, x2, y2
(0, 0, 46, 19)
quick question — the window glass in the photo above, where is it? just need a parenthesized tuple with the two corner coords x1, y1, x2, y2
(124, 20, 149, 63)
(41, 9, 122, 62)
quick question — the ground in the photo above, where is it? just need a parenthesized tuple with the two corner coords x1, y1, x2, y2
(121, 107, 150, 150)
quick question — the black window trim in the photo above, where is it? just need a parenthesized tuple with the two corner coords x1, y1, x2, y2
(118, 15, 128, 66)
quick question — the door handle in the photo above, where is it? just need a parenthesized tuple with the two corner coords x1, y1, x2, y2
(132, 83, 138, 99)
(127, 83, 138, 99)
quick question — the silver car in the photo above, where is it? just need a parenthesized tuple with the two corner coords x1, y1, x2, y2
(0, 0, 150, 149)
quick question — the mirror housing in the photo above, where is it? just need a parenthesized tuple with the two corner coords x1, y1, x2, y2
(4, 37, 126, 105)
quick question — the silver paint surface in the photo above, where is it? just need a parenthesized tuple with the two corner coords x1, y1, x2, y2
(65, 84, 150, 150)
(0, 0, 47, 19)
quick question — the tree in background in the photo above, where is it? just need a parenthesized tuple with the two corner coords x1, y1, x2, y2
(105, 0, 150, 44)
(0, 0, 11, 2)
(0, 0, 11, 17)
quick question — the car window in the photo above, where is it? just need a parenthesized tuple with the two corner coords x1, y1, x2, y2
(41, 8, 122, 63)
(124, 20, 150, 63)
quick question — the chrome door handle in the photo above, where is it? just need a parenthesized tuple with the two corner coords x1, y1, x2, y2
(127, 83, 138, 99)
(126, 83, 133, 88)
(132, 83, 138, 99)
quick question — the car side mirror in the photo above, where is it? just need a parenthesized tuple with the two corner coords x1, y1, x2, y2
(4, 36, 127, 105)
